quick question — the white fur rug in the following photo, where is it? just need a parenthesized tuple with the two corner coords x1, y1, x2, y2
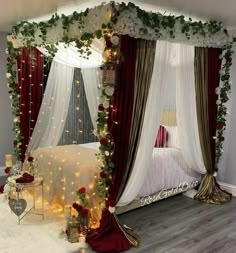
(0, 194, 93, 253)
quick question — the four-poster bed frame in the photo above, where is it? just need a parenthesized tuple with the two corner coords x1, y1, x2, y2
(6, 2, 234, 252)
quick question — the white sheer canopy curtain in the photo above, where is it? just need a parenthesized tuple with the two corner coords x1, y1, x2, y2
(27, 39, 104, 152)
(118, 41, 206, 207)
(38, 38, 104, 128)
(118, 41, 173, 206)
(176, 44, 206, 174)
(27, 61, 74, 152)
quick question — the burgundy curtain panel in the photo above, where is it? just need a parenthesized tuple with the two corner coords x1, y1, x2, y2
(207, 48, 221, 170)
(87, 36, 138, 253)
(17, 48, 43, 160)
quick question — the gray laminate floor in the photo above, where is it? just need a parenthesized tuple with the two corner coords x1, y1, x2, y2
(118, 194, 236, 253)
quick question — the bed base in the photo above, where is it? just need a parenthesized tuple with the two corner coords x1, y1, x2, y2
(116, 180, 199, 215)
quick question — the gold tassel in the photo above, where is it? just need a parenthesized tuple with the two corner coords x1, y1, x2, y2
(194, 174, 231, 204)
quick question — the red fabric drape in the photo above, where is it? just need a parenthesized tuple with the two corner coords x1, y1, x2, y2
(207, 48, 221, 170)
(87, 36, 137, 253)
(109, 36, 137, 201)
(17, 48, 43, 160)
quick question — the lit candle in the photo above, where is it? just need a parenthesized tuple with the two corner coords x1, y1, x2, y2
(5, 154, 12, 167)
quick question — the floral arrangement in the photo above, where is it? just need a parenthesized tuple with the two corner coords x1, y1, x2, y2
(72, 187, 90, 230)
(6, 1, 234, 211)
(214, 41, 235, 171)
(26, 156, 37, 175)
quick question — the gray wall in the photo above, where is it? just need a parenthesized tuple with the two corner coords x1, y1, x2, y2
(218, 46, 236, 185)
(0, 33, 14, 165)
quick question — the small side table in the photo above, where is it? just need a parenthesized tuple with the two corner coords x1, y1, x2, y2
(7, 175, 44, 224)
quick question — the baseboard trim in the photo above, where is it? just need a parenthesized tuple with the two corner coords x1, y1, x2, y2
(218, 181, 236, 197)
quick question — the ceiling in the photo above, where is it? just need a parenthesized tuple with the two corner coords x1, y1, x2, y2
(1, 0, 236, 32)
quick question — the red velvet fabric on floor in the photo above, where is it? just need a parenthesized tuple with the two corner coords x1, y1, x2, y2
(87, 35, 138, 253)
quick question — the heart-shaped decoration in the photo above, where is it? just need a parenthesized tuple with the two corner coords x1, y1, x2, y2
(9, 199, 27, 216)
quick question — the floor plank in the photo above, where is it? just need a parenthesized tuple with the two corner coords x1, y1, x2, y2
(118, 194, 236, 253)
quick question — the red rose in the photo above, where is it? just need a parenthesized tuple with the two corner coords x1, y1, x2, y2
(20, 154, 25, 162)
(4, 167, 10, 174)
(215, 167, 219, 172)
(13, 140, 17, 146)
(220, 136, 225, 142)
(78, 187, 86, 194)
(72, 202, 79, 209)
(14, 83, 19, 90)
(227, 57, 232, 63)
(81, 208, 89, 218)
(0, 185, 4, 193)
(27, 156, 34, 162)
(106, 39, 113, 48)
(100, 137, 108, 145)
(108, 200, 116, 207)
(7, 57, 11, 62)
(98, 104, 104, 111)
(216, 122, 224, 129)
(100, 171, 106, 178)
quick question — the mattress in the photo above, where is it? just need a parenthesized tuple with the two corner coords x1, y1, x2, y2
(139, 147, 200, 197)
(31, 144, 99, 208)
(32, 143, 200, 210)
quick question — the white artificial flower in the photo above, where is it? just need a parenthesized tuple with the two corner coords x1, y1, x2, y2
(108, 206, 116, 213)
(219, 69, 224, 75)
(6, 73, 11, 78)
(105, 87, 114, 96)
(216, 99, 221, 105)
(213, 172, 217, 177)
(215, 87, 221, 95)
(13, 117, 19, 123)
(9, 95, 12, 100)
(105, 151, 110, 156)
(219, 82, 224, 88)
(111, 35, 120, 45)
(212, 136, 217, 139)
(103, 100, 110, 109)
(5, 48, 9, 54)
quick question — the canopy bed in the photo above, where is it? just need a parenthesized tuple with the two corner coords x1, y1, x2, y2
(6, 2, 234, 252)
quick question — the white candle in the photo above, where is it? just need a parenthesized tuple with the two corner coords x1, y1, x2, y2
(5, 154, 12, 167)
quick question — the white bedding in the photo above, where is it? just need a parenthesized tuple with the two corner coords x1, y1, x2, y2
(31, 144, 99, 208)
(32, 143, 200, 207)
(139, 147, 200, 197)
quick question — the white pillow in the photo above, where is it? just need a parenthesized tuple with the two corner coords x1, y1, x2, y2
(163, 125, 180, 149)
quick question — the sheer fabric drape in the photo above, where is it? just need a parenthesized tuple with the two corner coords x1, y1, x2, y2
(118, 42, 206, 206)
(176, 44, 206, 174)
(27, 61, 74, 152)
(81, 68, 100, 128)
(28, 41, 103, 151)
(118, 41, 174, 206)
